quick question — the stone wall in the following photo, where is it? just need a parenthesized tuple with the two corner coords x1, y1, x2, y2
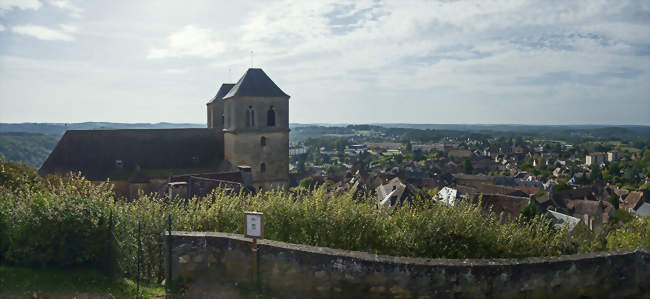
(168, 231, 649, 299)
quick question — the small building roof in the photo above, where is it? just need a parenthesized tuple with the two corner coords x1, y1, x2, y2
(547, 210, 580, 231)
(208, 83, 235, 104)
(223, 68, 289, 99)
(631, 203, 650, 217)
(623, 191, 647, 211)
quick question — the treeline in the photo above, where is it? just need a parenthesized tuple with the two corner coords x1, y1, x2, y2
(0, 133, 59, 169)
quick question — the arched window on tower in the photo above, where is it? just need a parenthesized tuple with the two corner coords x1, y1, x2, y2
(260, 162, 266, 173)
(221, 113, 224, 126)
(246, 106, 255, 128)
(261, 136, 266, 147)
(267, 106, 276, 127)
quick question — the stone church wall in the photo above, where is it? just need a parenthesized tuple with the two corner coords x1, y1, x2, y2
(223, 131, 289, 189)
(222, 95, 290, 190)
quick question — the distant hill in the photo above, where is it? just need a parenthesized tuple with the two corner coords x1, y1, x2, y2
(0, 122, 205, 136)
(371, 123, 650, 136)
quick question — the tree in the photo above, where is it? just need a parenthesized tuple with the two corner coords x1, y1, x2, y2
(335, 139, 347, 160)
(405, 142, 412, 153)
(463, 159, 473, 174)
(413, 149, 425, 161)
(394, 154, 404, 164)
(296, 155, 306, 174)
(298, 177, 313, 189)
(554, 182, 570, 191)
(589, 164, 602, 182)
(609, 193, 619, 210)
(519, 201, 542, 223)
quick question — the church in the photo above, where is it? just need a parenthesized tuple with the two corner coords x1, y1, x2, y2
(39, 68, 290, 196)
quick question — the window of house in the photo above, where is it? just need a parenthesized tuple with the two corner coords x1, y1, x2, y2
(261, 136, 267, 146)
(260, 162, 266, 173)
(267, 106, 276, 127)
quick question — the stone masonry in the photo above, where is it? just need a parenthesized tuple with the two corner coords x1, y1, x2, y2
(168, 231, 650, 299)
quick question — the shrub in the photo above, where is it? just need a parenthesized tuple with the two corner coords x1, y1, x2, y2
(1, 173, 114, 268)
(606, 217, 650, 250)
(0, 161, 43, 194)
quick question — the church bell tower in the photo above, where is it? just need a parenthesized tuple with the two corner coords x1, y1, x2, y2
(220, 68, 290, 190)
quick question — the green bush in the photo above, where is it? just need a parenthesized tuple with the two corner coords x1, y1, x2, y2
(606, 217, 650, 250)
(0, 161, 43, 194)
(0, 173, 113, 268)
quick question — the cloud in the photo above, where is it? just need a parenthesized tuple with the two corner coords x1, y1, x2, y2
(46, 0, 81, 17)
(0, 0, 41, 14)
(12, 24, 76, 41)
(58, 23, 77, 33)
(147, 25, 225, 59)
(164, 68, 189, 74)
(0, 24, 5, 31)
(1, 0, 648, 124)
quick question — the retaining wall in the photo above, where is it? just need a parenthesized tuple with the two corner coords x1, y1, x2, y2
(168, 231, 649, 298)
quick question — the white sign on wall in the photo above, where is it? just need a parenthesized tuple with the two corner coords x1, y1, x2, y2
(244, 211, 264, 239)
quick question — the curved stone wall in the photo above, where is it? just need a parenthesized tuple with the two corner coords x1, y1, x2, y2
(168, 231, 649, 298)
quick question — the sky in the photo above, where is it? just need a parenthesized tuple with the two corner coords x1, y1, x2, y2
(0, 0, 649, 125)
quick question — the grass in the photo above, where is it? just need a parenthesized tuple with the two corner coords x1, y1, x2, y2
(0, 266, 165, 298)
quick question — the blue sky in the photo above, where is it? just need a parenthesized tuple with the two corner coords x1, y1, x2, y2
(0, 0, 649, 125)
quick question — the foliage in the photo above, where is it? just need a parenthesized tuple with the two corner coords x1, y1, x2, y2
(298, 177, 314, 190)
(1, 170, 648, 285)
(0, 161, 44, 194)
(609, 193, 619, 210)
(606, 217, 650, 250)
(519, 201, 542, 223)
(610, 209, 634, 225)
(0, 173, 114, 268)
(0, 133, 60, 169)
(462, 159, 473, 174)
(554, 182, 570, 191)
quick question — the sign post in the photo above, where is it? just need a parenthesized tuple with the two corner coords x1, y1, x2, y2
(244, 211, 264, 239)
(244, 211, 263, 288)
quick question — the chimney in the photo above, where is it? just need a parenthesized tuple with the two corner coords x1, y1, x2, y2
(238, 165, 253, 188)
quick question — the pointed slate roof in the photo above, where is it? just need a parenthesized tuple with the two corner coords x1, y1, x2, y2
(223, 68, 289, 99)
(208, 83, 235, 104)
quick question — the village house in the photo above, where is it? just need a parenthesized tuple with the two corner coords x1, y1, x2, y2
(607, 150, 620, 163)
(623, 191, 650, 217)
(585, 152, 606, 166)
